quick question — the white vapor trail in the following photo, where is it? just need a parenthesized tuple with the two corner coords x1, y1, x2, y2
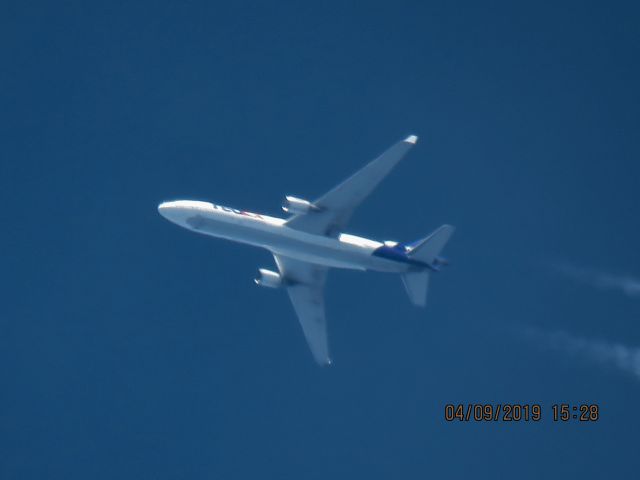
(523, 327, 640, 380)
(553, 263, 640, 298)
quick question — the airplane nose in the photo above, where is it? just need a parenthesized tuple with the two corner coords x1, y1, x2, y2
(158, 201, 171, 217)
(158, 201, 180, 221)
(158, 200, 210, 226)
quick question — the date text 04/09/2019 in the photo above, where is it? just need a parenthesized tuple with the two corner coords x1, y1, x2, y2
(443, 404, 600, 422)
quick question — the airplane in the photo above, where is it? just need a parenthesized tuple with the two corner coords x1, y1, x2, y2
(158, 135, 454, 365)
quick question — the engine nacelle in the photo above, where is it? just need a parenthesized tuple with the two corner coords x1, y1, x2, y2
(433, 256, 449, 267)
(254, 268, 283, 288)
(282, 195, 320, 214)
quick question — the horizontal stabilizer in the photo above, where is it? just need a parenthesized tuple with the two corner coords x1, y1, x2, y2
(401, 272, 430, 307)
(407, 225, 455, 265)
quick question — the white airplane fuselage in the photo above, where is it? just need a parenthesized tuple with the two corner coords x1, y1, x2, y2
(158, 200, 419, 274)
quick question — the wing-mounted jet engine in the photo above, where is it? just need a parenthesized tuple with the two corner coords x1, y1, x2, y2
(282, 196, 321, 214)
(254, 268, 283, 288)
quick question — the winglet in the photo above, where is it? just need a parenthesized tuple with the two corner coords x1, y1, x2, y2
(404, 134, 418, 144)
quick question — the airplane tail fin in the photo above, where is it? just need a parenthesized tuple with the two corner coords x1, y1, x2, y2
(400, 225, 455, 307)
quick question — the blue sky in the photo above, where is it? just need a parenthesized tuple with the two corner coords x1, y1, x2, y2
(2, 1, 639, 478)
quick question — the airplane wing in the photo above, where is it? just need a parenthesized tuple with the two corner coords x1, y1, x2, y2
(285, 135, 418, 237)
(273, 254, 331, 365)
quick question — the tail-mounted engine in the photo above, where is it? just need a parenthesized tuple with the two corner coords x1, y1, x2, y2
(282, 196, 321, 215)
(254, 268, 283, 288)
(431, 256, 450, 271)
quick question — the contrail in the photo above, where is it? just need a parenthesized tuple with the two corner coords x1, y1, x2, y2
(553, 262, 640, 298)
(523, 326, 640, 380)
